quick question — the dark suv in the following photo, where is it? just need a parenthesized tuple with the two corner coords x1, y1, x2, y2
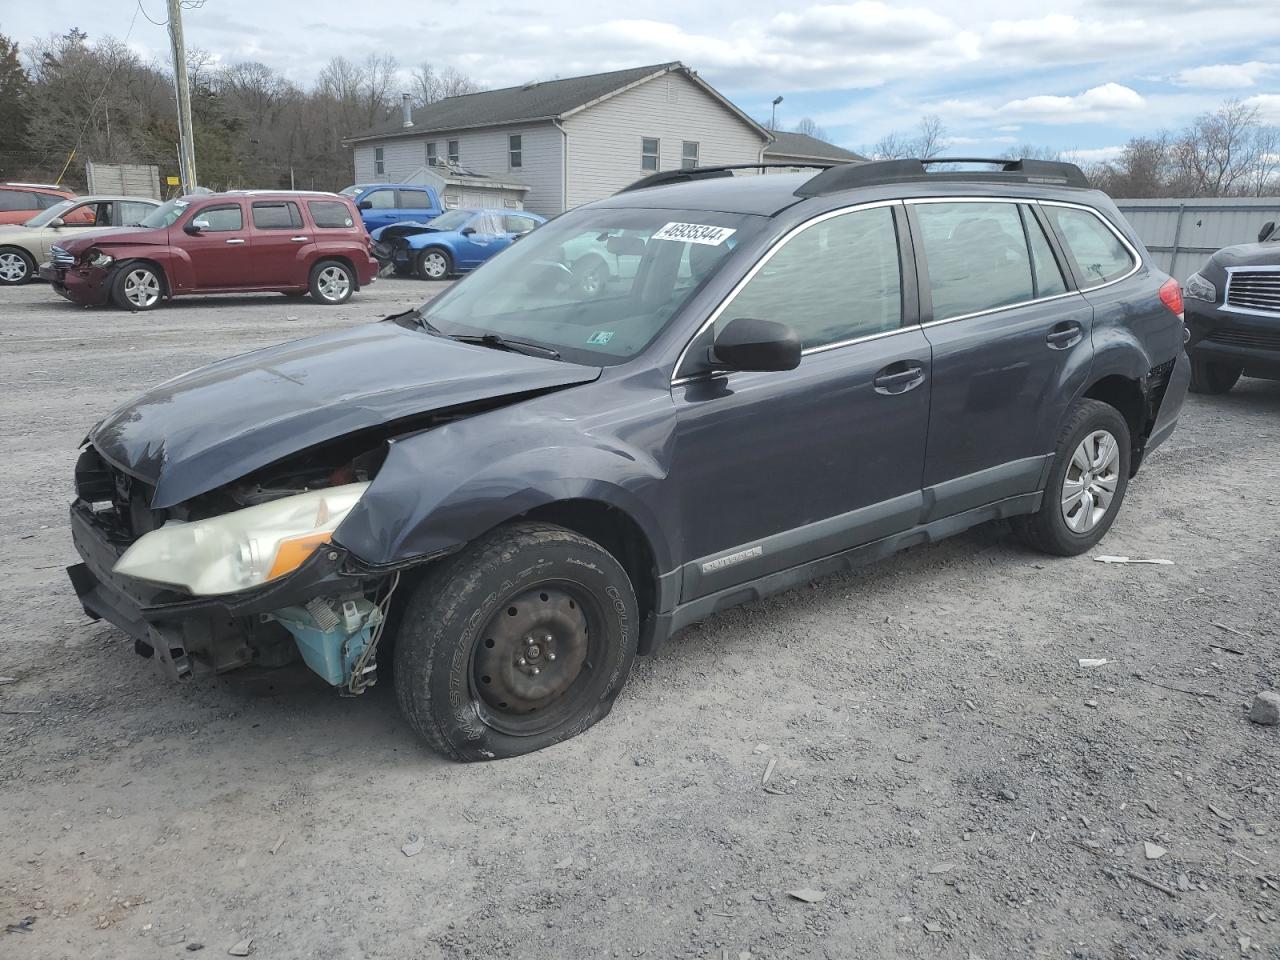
(1183, 219, 1280, 393)
(66, 158, 1190, 761)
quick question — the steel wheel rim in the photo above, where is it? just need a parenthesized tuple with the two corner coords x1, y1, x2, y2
(317, 265, 350, 300)
(470, 581, 602, 737)
(421, 253, 447, 278)
(1061, 429, 1120, 533)
(0, 252, 28, 282)
(580, 265, 604, 295)
(124, 269, 160, 307)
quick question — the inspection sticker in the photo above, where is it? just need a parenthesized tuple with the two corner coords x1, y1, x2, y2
(587, 330, 615, 345)
(651, 222, 736, 246)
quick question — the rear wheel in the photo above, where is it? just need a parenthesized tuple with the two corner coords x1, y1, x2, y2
(416, 247, 452, 280)
(309, 260, 354, 304)
(1012, 399, 1131, 556)
(0, 247, 35, 285)
(1189, 356, 1242, 395)
(111, 263, 163, 310)
(394, 521, 638, 761)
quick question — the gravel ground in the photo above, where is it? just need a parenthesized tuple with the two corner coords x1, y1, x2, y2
(1, 279, 1277, 960)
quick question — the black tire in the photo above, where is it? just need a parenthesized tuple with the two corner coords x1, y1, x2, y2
(1012, 399, 1132, 556)
(308, 259, 355, 304)
(416, 247, 452, 281)
(110, 262, 164, 311)
(0, 247, 35, 286)
(394, 521, 638, 761)
(1188, 356, 1242, 395)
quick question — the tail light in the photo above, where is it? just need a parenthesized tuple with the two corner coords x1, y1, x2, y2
(1158, 277, 1184, 320)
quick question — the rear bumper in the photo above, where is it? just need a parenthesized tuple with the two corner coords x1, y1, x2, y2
(1144, 350, 1190, 458)
(1186, 302, 1280, 378)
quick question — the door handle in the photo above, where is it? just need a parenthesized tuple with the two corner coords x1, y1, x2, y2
(290, 236, 309, 242)
(1046, 322, 1083, 350)
(224, 238, 246, 245)
(873, 362, 926, 395)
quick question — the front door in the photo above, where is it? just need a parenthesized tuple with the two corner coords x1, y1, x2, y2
(669, 203, 933, 601)
(455, 212, 509, 268)
(907, 199, 1094, 514)
(174, 202, 252, 290)
(248, 199, 313, 287)
(360, 187, 399, 231)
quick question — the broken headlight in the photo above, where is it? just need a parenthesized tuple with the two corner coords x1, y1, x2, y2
(85, 248, 114, 268)
(113, 482, 370, 595)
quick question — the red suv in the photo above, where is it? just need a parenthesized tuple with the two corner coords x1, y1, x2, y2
(0, 183, 79, 225)
(41, 191, 380, 310)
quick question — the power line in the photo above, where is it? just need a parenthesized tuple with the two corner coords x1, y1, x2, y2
(136, 0, 168, 25)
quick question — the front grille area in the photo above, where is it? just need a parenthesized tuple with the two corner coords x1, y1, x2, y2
(1206, 328, 1280, 351)
(1225, 270, 1280, 315)
(50, 244, 75, 268)
(75, 446, 160, 542)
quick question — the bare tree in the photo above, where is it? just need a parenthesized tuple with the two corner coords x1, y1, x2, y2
(793, 117, 830, 142)
(413, 62, 482, 106)
(870, 115, 948, 159)
(1246, 125, 1280, 197)
(1173, 100, 1263, 197)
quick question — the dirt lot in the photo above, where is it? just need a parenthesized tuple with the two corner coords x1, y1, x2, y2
(1, 278, 1277, 960)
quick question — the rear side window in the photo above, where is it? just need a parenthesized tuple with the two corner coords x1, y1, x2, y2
(197, 205, 243, 232)
(398, 189, 431, 209)
(914, 201, 1034, 320)
(504, 214, 537, 235)
(251, 201, 303, 230)
(366, 190, 396, 209)
(0, 190, 37, 211)
(308, 200, 355, 229)
(1044, 206, 1135, 289)
(717, 205, 903, 350)
(120, 201, 156, 225)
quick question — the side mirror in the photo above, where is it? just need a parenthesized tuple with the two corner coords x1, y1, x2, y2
(710, 317, 802, 373)
(460, 226, 476, 236)
(184, 217, 211, 235)
(357, 200, 372, 211)
(1259, 221, 1275, 243)
(48, 217, 65, 228)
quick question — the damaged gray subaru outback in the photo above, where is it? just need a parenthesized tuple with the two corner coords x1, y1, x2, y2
(68, 159, 1191, 761)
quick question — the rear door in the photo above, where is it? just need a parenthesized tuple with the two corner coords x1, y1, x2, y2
(908, 198, 1093, 515)
(176, 201, 253, 289)
(396, 188, 436, 223)
(248, 199, 313, 286)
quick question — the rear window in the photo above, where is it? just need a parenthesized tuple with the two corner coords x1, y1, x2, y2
(251, 201, 303, 230)
(308, 200, 355, 229)
(1044, 206, 1136, 289)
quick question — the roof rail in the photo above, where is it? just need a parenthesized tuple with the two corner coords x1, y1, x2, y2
(795, 157, 1090, 197)
(619, 162, 833, 193)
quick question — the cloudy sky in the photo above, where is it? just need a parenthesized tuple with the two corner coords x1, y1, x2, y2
(5, 0, 1280, 160)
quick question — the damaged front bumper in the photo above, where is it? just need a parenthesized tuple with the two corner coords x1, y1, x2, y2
(67, 501, 402, 687)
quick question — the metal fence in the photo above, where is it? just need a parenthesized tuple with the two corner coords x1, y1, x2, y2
(1116, 197, 1280, 280)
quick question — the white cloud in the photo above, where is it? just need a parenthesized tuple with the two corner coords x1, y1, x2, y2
(984, 14, 1175, 63)
(927, 83, 1146, 125)
(1173, 62, 1280, 89)
(1069, 145, 1126, 162)
(1244, 94, 1280, 124)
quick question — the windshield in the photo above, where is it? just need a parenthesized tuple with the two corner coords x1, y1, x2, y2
(25, 199, 78, 228)
(427, 210, 476, 231)
(338, 185, 360, 198)
(419, 206, 765, 365)
(137, 197, 191, 229)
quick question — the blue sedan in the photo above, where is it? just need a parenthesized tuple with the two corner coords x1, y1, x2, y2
(371, 208, 546, 280)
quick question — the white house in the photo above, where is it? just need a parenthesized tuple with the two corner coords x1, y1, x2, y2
(345, 63, 772, 217)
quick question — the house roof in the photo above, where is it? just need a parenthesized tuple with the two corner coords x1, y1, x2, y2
(345, 62, 768, 144)
(764, 132, 865, 163)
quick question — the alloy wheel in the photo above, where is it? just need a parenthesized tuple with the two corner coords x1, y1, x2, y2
(0, 252, 29, 283)
(1061, 429, 1120, 533)
(123, 268, 160, 308)
(316, 265, 350, 301)
(421, 252, 447, 279)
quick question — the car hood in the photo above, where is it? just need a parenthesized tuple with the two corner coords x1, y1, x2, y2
(90, 320, 603, 509)
(0, 223, 44, 244)
(1210, 241, 1280, 270)
(58, 226, 168, 254)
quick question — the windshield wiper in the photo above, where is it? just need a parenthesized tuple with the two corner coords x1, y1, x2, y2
(447, 333, 561, 361)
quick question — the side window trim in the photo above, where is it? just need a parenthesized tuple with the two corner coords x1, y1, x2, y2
(671, 198, 908, 383)
(1037, 200, 1142, 292)
(1027, 202, 1077, 294)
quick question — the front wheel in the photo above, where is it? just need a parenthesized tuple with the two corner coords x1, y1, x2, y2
(416, 247, 452, 280)
(0, 247, 35, 285)
(111, 263, 164, 310)
(309, 260, 354, 304)
(1189, 356, 1242, 395)
(394, 522, 638, 761)
(1012, 399, 1131, 556)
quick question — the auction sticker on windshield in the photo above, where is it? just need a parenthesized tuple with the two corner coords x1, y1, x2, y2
(652, 222, 736, 245)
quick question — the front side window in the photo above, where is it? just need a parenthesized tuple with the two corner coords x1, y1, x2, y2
(447, 140, 460, 163)
(251, 201, 303, 229)
(509, 134, 522, 169)
(914, 201, 1034, 320)
(194, 204, 243, 232)
(308, 200, 355, 228)
(419, 207, 765, 365)
(35, 192, 64, 209)
(1044, 206, 1135, 288)
(24, 198, 78, 227)
(374, 146, 385, 175)
(682, 141, 699, 169)
(426, 142, 438, 166)
(715, 205, 902, 350)
(642, 138, 660, 171)
(366, 189, 396, 209)
(427, 209, 477, 231)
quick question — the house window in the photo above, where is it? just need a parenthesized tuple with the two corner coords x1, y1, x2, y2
(426, 142, 437, 166)
(682, 141, 699, 169)
(374, 146, 384, 175)
(447, 139, 459, 164)
(642, 137, 659, 171)
(509, 134, 522, 169)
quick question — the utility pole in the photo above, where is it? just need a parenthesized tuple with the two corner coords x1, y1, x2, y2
(167, 0, 198, 192)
